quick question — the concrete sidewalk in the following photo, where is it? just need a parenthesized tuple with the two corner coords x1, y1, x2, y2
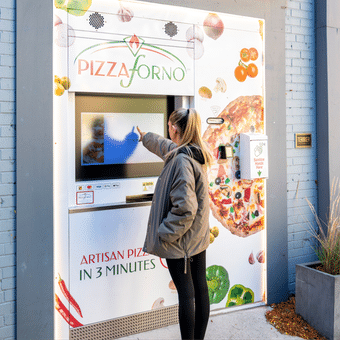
(119, 305, 302, 340)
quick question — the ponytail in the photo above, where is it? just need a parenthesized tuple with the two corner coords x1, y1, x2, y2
(166, 108, 213, 167)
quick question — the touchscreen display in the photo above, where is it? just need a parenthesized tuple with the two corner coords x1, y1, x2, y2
(81, 113, 164, 165)
(75, 94, 173, 181)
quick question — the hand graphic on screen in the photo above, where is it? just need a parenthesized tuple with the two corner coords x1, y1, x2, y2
(104, 126, 139, 164)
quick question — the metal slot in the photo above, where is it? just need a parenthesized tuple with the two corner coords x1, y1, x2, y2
(206, 117, 224, 124)
(126, 193, 153, 203)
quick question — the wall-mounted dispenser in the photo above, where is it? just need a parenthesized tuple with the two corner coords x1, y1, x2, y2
(240, 133, 268, 179)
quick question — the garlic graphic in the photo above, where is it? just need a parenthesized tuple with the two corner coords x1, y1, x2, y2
(118, 2, 134, 22)
(256, 250, 265, 263)
(249, 251, 255, 265)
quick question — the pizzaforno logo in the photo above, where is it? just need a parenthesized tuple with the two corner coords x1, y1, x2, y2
(74, 34, 187, 88)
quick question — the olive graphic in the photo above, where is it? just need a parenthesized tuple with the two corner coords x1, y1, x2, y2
(215, 177, 221, 185)
(235, 192, 242, 199)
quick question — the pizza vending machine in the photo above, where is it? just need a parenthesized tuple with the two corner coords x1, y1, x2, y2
(52, 1, 267, 339)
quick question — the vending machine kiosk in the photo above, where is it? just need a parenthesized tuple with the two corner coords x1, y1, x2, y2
(66, 94, 180, 339)
(51, 1, 267, 339)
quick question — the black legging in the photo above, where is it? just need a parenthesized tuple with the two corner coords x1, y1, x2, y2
(166, 250, 210, 340)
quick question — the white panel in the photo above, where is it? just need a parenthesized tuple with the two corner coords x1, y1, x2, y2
(68, 206, 177, 326)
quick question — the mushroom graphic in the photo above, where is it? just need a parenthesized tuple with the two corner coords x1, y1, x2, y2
(152, 297, 165, 309)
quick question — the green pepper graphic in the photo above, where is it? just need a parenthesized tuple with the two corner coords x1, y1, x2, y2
(55, 0, 92, 16)
(206, 265, 230, 304)
(226, 284, 254, 307)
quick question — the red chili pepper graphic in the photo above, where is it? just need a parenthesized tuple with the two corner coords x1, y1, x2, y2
(58, 274, 83, 318)
(55, 294, 83, 328)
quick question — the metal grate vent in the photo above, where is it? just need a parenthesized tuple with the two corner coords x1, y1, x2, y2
(164, 22, 178, 38)
(89, 12, 105, 30)
(70, 305, 178, 340)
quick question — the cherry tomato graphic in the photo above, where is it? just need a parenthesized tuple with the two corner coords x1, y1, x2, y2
(247, 63, 258, 78)
(249, 48, 259, 61)
(235, 65, 247, 82)
(240, 48, 250, 62)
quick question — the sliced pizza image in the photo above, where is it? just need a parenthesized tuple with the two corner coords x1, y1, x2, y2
(203, 95, 265, 237)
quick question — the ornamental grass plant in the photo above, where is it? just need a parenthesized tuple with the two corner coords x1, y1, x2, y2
(306, 179, 340, 276)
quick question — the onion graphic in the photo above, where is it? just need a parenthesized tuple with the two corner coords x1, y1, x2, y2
(54, 15, 75, 47)
(203, 13, 224, 40)
(186, 39, 204, 60)
(186, 25, 204, 60)
(186, 25, 204, 43)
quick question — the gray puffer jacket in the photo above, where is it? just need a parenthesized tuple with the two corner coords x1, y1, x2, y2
(142, 132, 210, 260)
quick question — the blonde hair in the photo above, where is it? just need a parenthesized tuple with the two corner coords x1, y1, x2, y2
(166, 108, 213, 167)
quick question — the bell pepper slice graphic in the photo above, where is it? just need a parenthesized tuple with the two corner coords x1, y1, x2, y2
(206, 265, 230, 304)
(226, 284, 254, 307)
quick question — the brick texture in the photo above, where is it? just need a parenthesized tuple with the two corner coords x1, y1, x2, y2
(285, 0, 318, 294)
(0, 0, 16, 337)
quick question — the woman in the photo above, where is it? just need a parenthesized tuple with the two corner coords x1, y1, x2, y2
(137, 108, 213, 340)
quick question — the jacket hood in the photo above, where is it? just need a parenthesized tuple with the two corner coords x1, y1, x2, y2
(177, 145, 205, 164)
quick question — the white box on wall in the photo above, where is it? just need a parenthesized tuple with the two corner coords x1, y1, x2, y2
(240, 133, 268, 179)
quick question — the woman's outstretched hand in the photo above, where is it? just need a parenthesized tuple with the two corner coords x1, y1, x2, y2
(136, 126, 146, 142)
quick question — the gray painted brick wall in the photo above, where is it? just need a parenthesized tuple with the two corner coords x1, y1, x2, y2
(0, 0, 16, 339)
(0, 0, 321, 336)
(285, 0, 319, 294)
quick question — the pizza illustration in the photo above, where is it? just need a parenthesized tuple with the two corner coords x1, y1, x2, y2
(203, 95, 265, 237)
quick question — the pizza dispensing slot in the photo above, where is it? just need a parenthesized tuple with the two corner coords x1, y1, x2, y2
(239, 133, 268, 180)
(126, 193, 154, 203)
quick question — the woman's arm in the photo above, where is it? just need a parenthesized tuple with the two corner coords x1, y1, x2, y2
(137, 127, 176, 160)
